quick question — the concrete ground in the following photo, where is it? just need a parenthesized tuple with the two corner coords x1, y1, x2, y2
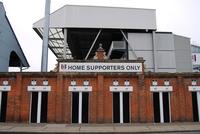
(0, 122, 200, 133)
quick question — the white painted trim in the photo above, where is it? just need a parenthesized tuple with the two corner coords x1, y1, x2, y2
(29, 92, 32, 123)
(150, 86, 173, 92)
(159, 92, 164, 123)
(68, 86, 92, 92)
(0, 86, 11, 91)
(168, 92, 172, 123)
(110, 86, 133, 92)
(188, 86, 200, 92)
(78, 92, 82, 124)
(120, 92, 123, 123)
(27, 86, 51, 92)
(197, 91, 200, 122)
(37, 92, 42, 123)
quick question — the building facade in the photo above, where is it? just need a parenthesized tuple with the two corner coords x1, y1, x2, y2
(0, 71, 200, 123)
(0, 48, 200, 124)
(0, 2, 29, 72)
(192, 44, 200, 72)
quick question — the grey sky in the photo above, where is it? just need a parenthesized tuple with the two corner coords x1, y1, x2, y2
(1, 0, 200, 71)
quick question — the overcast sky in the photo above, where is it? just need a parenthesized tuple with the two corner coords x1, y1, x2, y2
(1, 0, 200, 71)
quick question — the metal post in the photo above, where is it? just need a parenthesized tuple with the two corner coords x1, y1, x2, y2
(159, 92, 164, 123)
(152, 31, 157, 72)
(29, 92, 32, 123)
(168, 92, 171, 122)
(78, 92, 82, 124)
(41, 0, 51, 72)
(120, 92, 123, 123)
(63, 29, 67, 59)
(120, 30, 137, 59)
(37, 92, 42, 123)
(85, 29, 102, 60)
(197, 91, 200, 122)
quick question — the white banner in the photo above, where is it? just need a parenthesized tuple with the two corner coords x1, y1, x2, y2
(59, 62, 143, 73)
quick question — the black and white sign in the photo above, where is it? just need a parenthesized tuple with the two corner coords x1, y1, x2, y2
(0, 86, 11, 91)
(59, 62, 143, 73)
(150, 86, 173, 92)
(188, 86, 200, 92)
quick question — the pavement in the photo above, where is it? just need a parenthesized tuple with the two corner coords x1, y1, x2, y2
(0, 122, 200, 133)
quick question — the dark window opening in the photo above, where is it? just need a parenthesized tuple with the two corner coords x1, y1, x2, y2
(0, 92, 8, 122)
(113, 92, 120, 123)
(123, 92, 130, 123)
(163, 92, 170, 123)
(31, 92, 38, 123)
(192, 92, 199, 122)
(41, 92, 48, 123)
(153, 92, 160, 123)
(72, 92, 79, 123)
(67, 29, 124, 60)
(82, 92, 89, 123)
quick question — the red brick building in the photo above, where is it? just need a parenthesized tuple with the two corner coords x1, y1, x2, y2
(0, 47, 199, 124)
(0, 71, 200, 124)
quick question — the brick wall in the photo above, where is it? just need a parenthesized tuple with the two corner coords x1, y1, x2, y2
(0, 72, 199, 123)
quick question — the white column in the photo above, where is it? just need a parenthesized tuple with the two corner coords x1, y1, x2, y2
(197, 91, 200, 122)
(0, 91, 2, 117)
(37, 92, 42, 123)
(78, 92, 82, 124)
(168, 92, 171, 123)
(29, 92, 32, 123)
(159, 92, 164, 123)
(63, 29, 67, 59)
(41, 0, 51, 72)
(120, 92, 123, 123)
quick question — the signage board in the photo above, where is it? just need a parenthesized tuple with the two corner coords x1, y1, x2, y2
(0, 86, 11, 91)
(188, 86, 200, 92)
(27, 86, 51, 92)
(150, 86, 173, 92)
(59, 62, 143, 73)
(110, 86, 133, 92)
(68, 86, 92, 92)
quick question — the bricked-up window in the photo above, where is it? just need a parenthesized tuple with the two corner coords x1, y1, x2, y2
(72, 92, 89, 123)
(30, 92, 48, 123)
(72, 92, 79, 123)
(113, 92, 120, 123)
(31, 92, 38, 123)
(0, 92, 8, 122)
(163, 92, 170, 123)
(192, 92, 199, 122)
(123, 92, 130, 123)
(153, 92, 160, 123)
(113, 92, 130, 123)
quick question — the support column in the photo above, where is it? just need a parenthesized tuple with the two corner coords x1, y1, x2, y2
(197, 91, 200, 122)
(152, 31, 157, 72)
(79, 92, 82, 124)
(168, 92, 171, 122)
(159, 92, 164, 123)
(120, 92, 123, 123)
(29, 92, 32, 123)
(41, 0, 51, 72)
(37, 92, 42, 123)
(63, 29, 67, 59)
